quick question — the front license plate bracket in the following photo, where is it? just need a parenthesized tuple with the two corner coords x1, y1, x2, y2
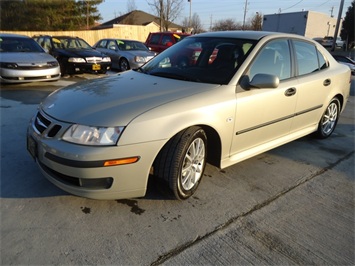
(92, 64, 101, 71)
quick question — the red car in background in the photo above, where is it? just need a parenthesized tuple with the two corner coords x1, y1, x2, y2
(145, 32, 190, 53)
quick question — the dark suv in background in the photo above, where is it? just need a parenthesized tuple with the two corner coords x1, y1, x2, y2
(33, 35, 111, 75)
(144, 32, 190, 53)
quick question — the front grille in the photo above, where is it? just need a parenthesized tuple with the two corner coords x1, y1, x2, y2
(86, 57, 102, 63)
(15, 64, 57, 70)
(34, 112, 50, 133)
(33, 112, 62, 137)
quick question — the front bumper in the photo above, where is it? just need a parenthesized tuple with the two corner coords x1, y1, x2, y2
(0, 67, 60, 83)
(27, 111, 165, 200)
(65, 62, 111, 74)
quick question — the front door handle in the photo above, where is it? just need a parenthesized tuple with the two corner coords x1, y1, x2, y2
(285, 87, 296, 97)
(323, 79, 331, 86)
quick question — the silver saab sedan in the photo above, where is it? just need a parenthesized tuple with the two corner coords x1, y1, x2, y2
(27, 31, 351, 200)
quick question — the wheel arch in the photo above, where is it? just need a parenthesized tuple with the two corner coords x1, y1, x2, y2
(151, 124, 222, 174)
(334, 93, 344, 111)
(200, 125, 222, 168)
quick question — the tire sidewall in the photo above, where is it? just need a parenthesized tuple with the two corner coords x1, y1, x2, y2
(175, 128, 207, 199)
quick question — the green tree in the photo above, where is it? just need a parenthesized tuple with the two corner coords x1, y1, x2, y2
(0, 0, 103, 30)
(340, 0, 354, 49)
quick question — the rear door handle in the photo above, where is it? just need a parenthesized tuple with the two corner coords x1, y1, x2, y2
(323, 79, 331, 86)
(285, 87, 296, 97)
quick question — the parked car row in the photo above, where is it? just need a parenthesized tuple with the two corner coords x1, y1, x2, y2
(314, 36, 345, 48)
(1, 32, 187, 83)
(33, 35, 111, 76)
(2, 32, 353, 84)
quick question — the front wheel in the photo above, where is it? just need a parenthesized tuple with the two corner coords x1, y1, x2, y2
(154, 126, 207, 200)
(315, 98, 340, 139)
(119, 58, 130, 72)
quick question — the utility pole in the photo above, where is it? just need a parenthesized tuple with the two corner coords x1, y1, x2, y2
(331, 0, 345, 51)
(86, 0, 89, 30)
(330, 6, 334, 17)
(188, 0, 192, 29)
(159, 0, 163, 31)
(242, 0, 249, 30)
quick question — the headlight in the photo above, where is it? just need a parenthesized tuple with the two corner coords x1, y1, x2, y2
(134, 56, 146, 63)
(68, 57, 86, 63)
(1, 62, 18, 69)
(47, 61, 59, 67)
(63, 124, 124, 146)
(102, 57, 111, 62)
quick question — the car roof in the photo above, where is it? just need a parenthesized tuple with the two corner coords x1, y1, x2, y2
(100, 38, 141, 42)
(193, 30, 302, 41)
(0, 33, 31, 39)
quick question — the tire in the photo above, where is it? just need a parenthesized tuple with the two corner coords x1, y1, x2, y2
(119, 58, 130, 72)
(154, 126, 207, 200)
(315, 98, 340, 139)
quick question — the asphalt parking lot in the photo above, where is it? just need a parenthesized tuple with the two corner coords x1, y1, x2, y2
(0, 73, 354, 265)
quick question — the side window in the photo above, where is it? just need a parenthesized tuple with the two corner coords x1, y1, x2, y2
(162, 35, 173, 45)
(317, 50, 329, 70)
(98, 40, 108, 48)
(43, 38, 52, 51)
(107, 40, 116, 50)
(36, 37, 44, 48)
(249, 39, 291, 81)
(150, 34, 160, 45)
(293, 40, 319, 76)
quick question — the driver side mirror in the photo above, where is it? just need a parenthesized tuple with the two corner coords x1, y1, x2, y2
(240, 74, 279, 90)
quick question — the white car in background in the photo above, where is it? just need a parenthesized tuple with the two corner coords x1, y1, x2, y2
(0, 33, 60, 83)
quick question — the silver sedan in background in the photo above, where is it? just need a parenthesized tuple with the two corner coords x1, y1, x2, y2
(0, 33, 60, 83)
(94, 38, 156, 71)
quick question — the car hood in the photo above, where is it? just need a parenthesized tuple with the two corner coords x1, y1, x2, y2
(41, 71, 219, 126)
(0, 52, 57, 63)
(124, 50, 155, 58)
(54, 48, 105, 58)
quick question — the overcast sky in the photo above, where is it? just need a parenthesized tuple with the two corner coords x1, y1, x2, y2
(98, 0, 353, 30)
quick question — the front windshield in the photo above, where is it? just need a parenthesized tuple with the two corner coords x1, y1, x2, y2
(0, 37, 44, 53)
(53, 37, 92, 49)
(141, 36, 256, 84)
(117, 40, 148, 51)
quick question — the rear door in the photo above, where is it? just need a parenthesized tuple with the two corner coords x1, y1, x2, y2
(230, 38, 298, 160)
(290, 40, 331, 133)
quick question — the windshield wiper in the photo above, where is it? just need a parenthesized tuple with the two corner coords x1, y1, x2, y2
(133, 67, 147, 74)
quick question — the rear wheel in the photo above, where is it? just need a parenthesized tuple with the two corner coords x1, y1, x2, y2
(154, 126, 207, 200)
(315, 98, 340, 139)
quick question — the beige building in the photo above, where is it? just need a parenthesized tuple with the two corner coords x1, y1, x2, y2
(262, 11, 341, 39)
